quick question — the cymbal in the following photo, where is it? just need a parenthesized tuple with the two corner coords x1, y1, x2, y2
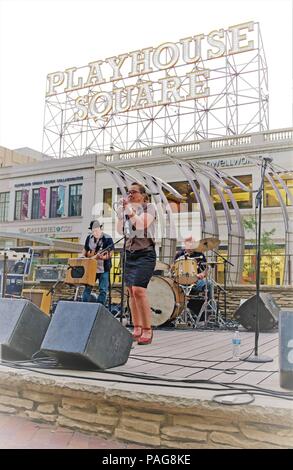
(155, 260, 170, 270)
(194, 237, 221, 252)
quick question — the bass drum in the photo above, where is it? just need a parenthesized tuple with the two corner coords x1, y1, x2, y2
(148, 276, 184, 326)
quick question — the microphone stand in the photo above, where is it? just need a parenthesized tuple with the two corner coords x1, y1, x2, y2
(211, 249, 233, 321)
(119, 211, 130, 325)
(241, 157, 273, 363)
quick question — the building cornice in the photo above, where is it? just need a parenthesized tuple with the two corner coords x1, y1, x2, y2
(94, 127, 293, 171)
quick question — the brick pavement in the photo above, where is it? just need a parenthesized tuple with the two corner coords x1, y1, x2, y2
(0, 413, 147, 449)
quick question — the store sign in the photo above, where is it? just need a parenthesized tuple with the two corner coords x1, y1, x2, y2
(46, 21, 255, 121)
(19, 225, 73, 235)
(14, 176, 83, 188)
(206, 156, 251, 168)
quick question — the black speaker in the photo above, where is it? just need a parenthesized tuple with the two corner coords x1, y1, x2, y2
(234, 293, 279, 331)
(0, 298, 50, 360)
(279, 310, 293, 390)
(40, 301, 133, 369)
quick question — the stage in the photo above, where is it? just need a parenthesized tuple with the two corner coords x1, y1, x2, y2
(0, 327, 292, 449)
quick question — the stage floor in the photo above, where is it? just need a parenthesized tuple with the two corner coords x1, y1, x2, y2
(99, 327, 287, 408)
(0, 327, 287, 408)
(1, 328, 292, 449)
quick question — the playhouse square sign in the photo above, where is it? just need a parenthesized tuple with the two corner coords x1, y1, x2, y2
(46, 21, 256, 121)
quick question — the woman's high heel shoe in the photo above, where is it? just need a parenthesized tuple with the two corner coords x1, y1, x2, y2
(132, 326, 142, 341)
(137, 328, 153, 345)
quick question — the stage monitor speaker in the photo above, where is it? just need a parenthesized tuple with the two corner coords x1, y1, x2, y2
(22, 289, 52, 315)
(279, 310, 293, 390)
(0, 298, 51, 360)
(234, 293, 279, 331)
(40, 301, 133, 369)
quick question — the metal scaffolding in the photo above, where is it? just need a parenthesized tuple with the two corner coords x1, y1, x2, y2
(42, 23, 268, 158)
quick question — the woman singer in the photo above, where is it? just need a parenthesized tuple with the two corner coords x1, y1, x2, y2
(116, 182, 157, 345)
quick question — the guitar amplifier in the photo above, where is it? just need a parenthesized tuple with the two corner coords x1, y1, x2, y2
(65, 258, 97, 286)
(22, 289, 52, 316)
(35, 265, 66, 282)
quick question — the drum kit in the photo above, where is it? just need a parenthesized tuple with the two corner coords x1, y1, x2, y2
(147, 237, 227, 328)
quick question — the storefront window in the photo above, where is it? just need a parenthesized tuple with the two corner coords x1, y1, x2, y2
(242, 247, 285, 286)
(215, 247, 285, 286)
(68, 184, 82, 216)
(103, 188, 112, 217)
(0, 192, 9, 222)
(49, 187, 61, 218)
(264, 173, 293, 207)
(164, 181, 198, 213)
(31, 189, 41, 219)
(14, 190, 24, 220)
(210, 175, 252, 210)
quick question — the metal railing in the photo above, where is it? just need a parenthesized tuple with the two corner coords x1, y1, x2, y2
(97, 127, 293, 165)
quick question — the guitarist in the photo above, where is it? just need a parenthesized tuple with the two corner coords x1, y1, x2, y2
(82, 220, 113, 305)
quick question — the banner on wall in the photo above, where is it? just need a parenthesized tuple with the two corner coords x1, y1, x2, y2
(39, 187, 47, 218)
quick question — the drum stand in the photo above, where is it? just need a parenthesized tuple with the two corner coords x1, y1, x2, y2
(194, 272, 226, 329)
(175, 284, 197, 328)
(205, 280, 226, 328)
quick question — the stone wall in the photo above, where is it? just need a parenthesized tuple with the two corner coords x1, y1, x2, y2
(0, 370, 292, 449)
(51, 283, 293, 322)
(40, 281, 293, 316)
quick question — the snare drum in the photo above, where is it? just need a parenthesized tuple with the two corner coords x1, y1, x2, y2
(173, 258, 198, 285)
(128, 276, 184, 327)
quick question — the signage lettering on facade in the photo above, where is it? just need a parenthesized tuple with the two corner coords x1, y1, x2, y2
(46, 22, 255, 121)
(206, 157, 251, 168)
(19, 225, 73, 234)
(14, 176, 83, 188)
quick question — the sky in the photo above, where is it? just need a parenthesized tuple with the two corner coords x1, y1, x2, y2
(0, 0, 292, 152)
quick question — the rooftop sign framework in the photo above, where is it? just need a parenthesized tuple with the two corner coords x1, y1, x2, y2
(43, 21, 268, 157)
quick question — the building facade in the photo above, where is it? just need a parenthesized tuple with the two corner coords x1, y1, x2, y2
(0, 146, 52, 168)
(0, 127, 292, 285)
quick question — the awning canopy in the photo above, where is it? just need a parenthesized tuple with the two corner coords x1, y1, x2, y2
(0, 231, 83, 253)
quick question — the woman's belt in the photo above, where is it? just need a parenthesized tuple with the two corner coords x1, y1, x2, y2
(126, 246, 155, 254)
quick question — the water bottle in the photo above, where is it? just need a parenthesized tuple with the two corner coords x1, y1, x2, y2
(232, 330, 241, 359)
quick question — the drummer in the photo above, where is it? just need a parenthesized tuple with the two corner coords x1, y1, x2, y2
(174, 236, 212, 300)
